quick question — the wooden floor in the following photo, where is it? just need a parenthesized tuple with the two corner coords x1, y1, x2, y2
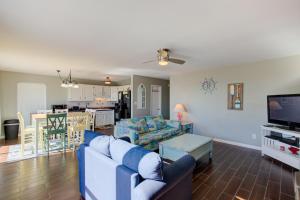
(0, 142, 295, 200)
(192, 143, 296, 200)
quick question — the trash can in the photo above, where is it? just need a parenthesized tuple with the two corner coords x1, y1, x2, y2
(3, 119, 19, 140)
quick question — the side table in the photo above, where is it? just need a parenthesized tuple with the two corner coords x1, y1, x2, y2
(181, 121, 193, 134)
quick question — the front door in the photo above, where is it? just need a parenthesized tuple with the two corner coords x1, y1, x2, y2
(150, 85, 162, 116)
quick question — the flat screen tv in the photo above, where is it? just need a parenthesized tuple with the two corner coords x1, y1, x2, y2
(267, 94, 300, 130)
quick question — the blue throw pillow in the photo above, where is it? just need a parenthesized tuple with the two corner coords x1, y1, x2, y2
(110, 139, 163, 181)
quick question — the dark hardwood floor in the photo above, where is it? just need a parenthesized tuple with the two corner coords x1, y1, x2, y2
(0, 142, 295, 200)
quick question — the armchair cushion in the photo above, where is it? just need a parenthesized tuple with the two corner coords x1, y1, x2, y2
(110, 139, 163, 181)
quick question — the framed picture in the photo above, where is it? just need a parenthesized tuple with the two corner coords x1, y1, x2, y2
(228, 83, 243, 110)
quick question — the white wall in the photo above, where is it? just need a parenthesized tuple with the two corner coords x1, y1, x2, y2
(170, 55, 300, 147)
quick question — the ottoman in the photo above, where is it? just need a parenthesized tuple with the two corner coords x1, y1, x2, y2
(159, 134, 213, 162)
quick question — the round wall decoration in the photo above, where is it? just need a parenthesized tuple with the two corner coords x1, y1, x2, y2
(201, 77, 217, 94)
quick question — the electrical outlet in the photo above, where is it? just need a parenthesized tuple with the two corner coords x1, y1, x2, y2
(251, 134, 257, 140)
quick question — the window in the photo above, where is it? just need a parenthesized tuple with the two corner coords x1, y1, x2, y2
(137, 83, 146, 109)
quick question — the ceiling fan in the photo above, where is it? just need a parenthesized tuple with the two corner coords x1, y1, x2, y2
(143, 48, 186, 66)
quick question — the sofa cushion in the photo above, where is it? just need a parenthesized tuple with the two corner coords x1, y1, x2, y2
(145, 116, 157, 131)
(128, 118, 149, 134)
(139, 127, 180, 146)
(145, 116, 166, 131)
(89, 135, 115, 157)
(110, 139, 163, 181)
(153, 115, 167, 130)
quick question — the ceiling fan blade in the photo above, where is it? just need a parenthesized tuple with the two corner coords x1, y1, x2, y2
(169, 58, 186, 65)
(142, 60, 156, 64)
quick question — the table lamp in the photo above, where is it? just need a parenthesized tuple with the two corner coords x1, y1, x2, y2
(174, 104, 187, 121)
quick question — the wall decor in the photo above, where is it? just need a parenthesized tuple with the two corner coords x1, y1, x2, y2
(228, 83, 243, 110)
(137, 83, 146, 109)
(201, 77, 217, 94)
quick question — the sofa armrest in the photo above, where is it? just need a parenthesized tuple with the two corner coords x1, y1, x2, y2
(156, 155, 196, 200)
(132, 180, 166, 200)
(77, 144, 88, 198)
(128, 129, 140, 145)
(163, 155, 195, 183)
(166, 120, 181, 129)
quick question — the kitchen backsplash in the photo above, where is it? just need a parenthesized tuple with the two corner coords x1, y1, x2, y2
(68, 100, 116, 108)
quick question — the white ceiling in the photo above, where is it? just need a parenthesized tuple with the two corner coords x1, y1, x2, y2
(0, 0, 300, 81)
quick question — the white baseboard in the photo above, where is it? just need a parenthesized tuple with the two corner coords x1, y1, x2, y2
(213, 138, 261, 151)
(0, 135, 5, 139)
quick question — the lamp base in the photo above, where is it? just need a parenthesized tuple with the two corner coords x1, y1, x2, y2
(177, 112, 183, 121)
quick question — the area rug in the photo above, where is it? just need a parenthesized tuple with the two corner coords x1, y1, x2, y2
(0, 144, 73, 163)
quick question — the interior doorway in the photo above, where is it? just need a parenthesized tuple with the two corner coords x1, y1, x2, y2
(17, 83, 46, 126)
(150, 85, 162, 116)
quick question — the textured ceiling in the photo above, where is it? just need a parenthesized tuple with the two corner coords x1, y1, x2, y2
(0, 0, 300, 81)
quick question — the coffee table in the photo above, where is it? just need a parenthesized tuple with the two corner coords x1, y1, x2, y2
(159, 134, 213, 162)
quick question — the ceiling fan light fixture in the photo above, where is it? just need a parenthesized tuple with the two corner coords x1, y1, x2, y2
(158, 60, 169, 66)
(104, 77, 112, 85)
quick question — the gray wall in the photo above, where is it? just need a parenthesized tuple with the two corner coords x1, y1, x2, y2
(170, 55, 300, 147)
(0, 71, 68, 137)
(132, 75, 170, 119)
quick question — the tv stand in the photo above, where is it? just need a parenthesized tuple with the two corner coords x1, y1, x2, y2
(261, 126, 300, 169)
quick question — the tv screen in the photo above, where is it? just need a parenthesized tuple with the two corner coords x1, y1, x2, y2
(268, 94, 300, 128)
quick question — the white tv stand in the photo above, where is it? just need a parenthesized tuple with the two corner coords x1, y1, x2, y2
(261, 125, 300, 169)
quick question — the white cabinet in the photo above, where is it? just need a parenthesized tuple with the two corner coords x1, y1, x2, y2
(95, 110, 114, 127)
(68, 84, 94, 101)
(93, 86, 103, 98)
(102, 86, 111, 99)
(82, 85, 94, 101)
(110, 87, 119, 101)
(67, 84, 116, 101)
(68, 86, 83, 101)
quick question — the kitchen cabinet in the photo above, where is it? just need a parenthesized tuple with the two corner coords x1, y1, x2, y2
(102, 86, 111, 99)
(110, 87, 119, 101)
(82, 85, 94, 101)
(93, 86, 103, 98)
(110, 85, 131, 101)
(68, 84, 114, 101)
(68, 85, 83, 101)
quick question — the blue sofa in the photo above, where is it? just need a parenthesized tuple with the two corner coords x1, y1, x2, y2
(77, 130, 196, 200)
(114, 115, 182, 150)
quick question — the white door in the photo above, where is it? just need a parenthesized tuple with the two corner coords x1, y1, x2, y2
(150, 85, 162, 116)
(17, 83, 47, 126)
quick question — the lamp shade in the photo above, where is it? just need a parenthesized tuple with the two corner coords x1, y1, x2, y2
(174, 104, 187, 112)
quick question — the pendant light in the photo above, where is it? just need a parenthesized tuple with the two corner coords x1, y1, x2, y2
(56, 69, 79, 88)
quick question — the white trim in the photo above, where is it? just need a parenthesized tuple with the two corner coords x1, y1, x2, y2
(213, 138, 261, 151)
(0, 135, 5, 139)
(150, 85, 162, 116)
